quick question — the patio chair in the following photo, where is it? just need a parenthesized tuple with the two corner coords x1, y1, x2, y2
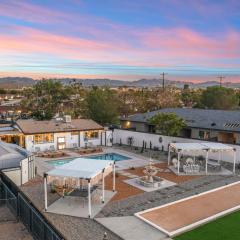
(186, 157, 194, 165)
(72, 143, 78, 149)
(49, 145, 55, 151)
(172, 158, 178, 168)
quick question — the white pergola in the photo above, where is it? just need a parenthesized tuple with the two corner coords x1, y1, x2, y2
(168, 142, 236, 175)
(44, 158, 116, 218)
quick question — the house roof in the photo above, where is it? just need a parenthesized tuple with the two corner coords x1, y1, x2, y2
(16, 119, 103, 134)
(0, 141, 31, 169)
(170, 142, 234, 152)
(122, 108, 240, 133)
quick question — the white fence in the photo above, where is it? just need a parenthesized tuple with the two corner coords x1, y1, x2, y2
(113, 129, 240, 164)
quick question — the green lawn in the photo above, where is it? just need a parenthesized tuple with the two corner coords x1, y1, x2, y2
(174, 210, 240, 240)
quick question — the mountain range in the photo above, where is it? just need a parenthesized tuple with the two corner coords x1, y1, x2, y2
(0, 77, 239, 89)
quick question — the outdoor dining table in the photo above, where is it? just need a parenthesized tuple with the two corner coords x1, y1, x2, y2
(207, 160, 221, 171)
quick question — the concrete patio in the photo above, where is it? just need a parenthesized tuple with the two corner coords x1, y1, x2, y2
(46, 190, 116, 218)
(124, 177, 176, 192)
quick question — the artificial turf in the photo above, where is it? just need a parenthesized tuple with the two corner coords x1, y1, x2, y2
(174, 210, 240, 240)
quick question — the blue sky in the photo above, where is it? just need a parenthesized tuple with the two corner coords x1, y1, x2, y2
(0, 0, 239, 82)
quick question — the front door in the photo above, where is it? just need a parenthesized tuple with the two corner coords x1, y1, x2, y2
(57, 137, 66, 150)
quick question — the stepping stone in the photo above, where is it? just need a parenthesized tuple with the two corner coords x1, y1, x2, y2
(127, 175, 139, 179)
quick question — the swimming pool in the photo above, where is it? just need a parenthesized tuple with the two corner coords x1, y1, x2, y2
(47, 153, 131, 166)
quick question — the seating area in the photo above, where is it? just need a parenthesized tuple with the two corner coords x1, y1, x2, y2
(77, 147, 103, 155)
(168, 142, 236, 175)
(36, 150, 68, 158)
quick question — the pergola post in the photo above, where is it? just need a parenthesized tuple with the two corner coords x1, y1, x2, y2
(205, 150, 209, 175)
(218, 151, 221, 163)
(113, 162, 116, 192)
(44, 173, 48, 211)
(88, 179, 92, 218)
(102, 170, 105, 203)
(233, 149, 236, 174)
(177, 150, 180, 175)
(168, 145, 171, 166)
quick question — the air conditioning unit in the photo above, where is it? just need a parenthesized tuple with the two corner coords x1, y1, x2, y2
(64, 115, 71, 123)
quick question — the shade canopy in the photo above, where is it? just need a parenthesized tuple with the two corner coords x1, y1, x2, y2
(170, 142, 234, 152)
(47, 158, 114, 180)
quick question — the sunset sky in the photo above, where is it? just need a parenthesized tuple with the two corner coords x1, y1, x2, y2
(0, 0, 240, 82)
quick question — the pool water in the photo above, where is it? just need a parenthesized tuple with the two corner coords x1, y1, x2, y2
(47, 153, 131, 166)
(86, 153, 131, 161)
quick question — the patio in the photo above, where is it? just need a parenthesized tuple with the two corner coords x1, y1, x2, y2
(46, 190, 116, 218)
(168, 142, 236, 175)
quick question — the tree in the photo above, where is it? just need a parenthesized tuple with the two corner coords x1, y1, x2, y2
(149, 112, 186, 136)
(82, 87, 119, 125)
(181, 89, 202, 107)
(21, 80, 69, 120)
(200, 86, 239, 110)
(0, 88, 7, 94)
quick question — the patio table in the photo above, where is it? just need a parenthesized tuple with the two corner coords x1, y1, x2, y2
(207, 160, 221, 171)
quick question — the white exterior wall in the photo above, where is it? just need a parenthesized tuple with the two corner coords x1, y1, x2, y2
(101, 130, 113, 147)
(25, 130, 105, 152)
(25, 135, 55, 152)
(80, 130, 103, 147)
(54, 132, 78, 149)
(113, 129, 240, 164)
(2, 156, 35, 186)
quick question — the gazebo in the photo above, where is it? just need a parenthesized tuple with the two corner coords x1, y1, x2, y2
(168, 142, 236, 175)
(44, 158, 116, 218)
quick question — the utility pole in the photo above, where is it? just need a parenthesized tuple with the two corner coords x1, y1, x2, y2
(217, 76, 225, 87)
(160, 72, 168, 90)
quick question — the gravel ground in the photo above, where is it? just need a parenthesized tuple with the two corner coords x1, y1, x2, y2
(97, 175, 240, 217)
(20, 176, 122, 240)
(19, 147, 240, 240)
(0, 205, 32, 240)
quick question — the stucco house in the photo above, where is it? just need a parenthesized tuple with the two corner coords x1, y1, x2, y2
(120, 108, 240, 144)
(0, 116, 112, 152)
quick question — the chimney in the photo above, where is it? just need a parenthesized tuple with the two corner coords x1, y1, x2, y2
(64, 115, 71, 123)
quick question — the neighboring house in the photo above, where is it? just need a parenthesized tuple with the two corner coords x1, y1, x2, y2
(0, 141, 35, 186)
(0, 116, 112, 152)
(120, 108, 240, 144)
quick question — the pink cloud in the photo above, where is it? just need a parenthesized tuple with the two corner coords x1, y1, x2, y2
(138, 27, 240, 60)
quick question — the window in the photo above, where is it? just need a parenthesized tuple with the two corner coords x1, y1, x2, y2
(34, 133, 54, 144)
(199, 130, 210, 140)
(84, 131, 99, 139)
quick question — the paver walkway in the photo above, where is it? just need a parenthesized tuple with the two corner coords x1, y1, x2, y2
(96, 216, 168, 240)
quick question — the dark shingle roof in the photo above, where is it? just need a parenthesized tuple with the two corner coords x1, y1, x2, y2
(122, 108, 240, 132)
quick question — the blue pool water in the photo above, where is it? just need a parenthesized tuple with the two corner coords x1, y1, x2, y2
(47, 153, 131, 166)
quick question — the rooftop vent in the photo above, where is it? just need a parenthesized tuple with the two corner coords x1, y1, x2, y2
(224, 123, 240, 128)
(64, 115, 71, 123)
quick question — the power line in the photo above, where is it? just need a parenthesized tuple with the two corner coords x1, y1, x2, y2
(217, 76, 225, 87)
(160, 72, 168, 90)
